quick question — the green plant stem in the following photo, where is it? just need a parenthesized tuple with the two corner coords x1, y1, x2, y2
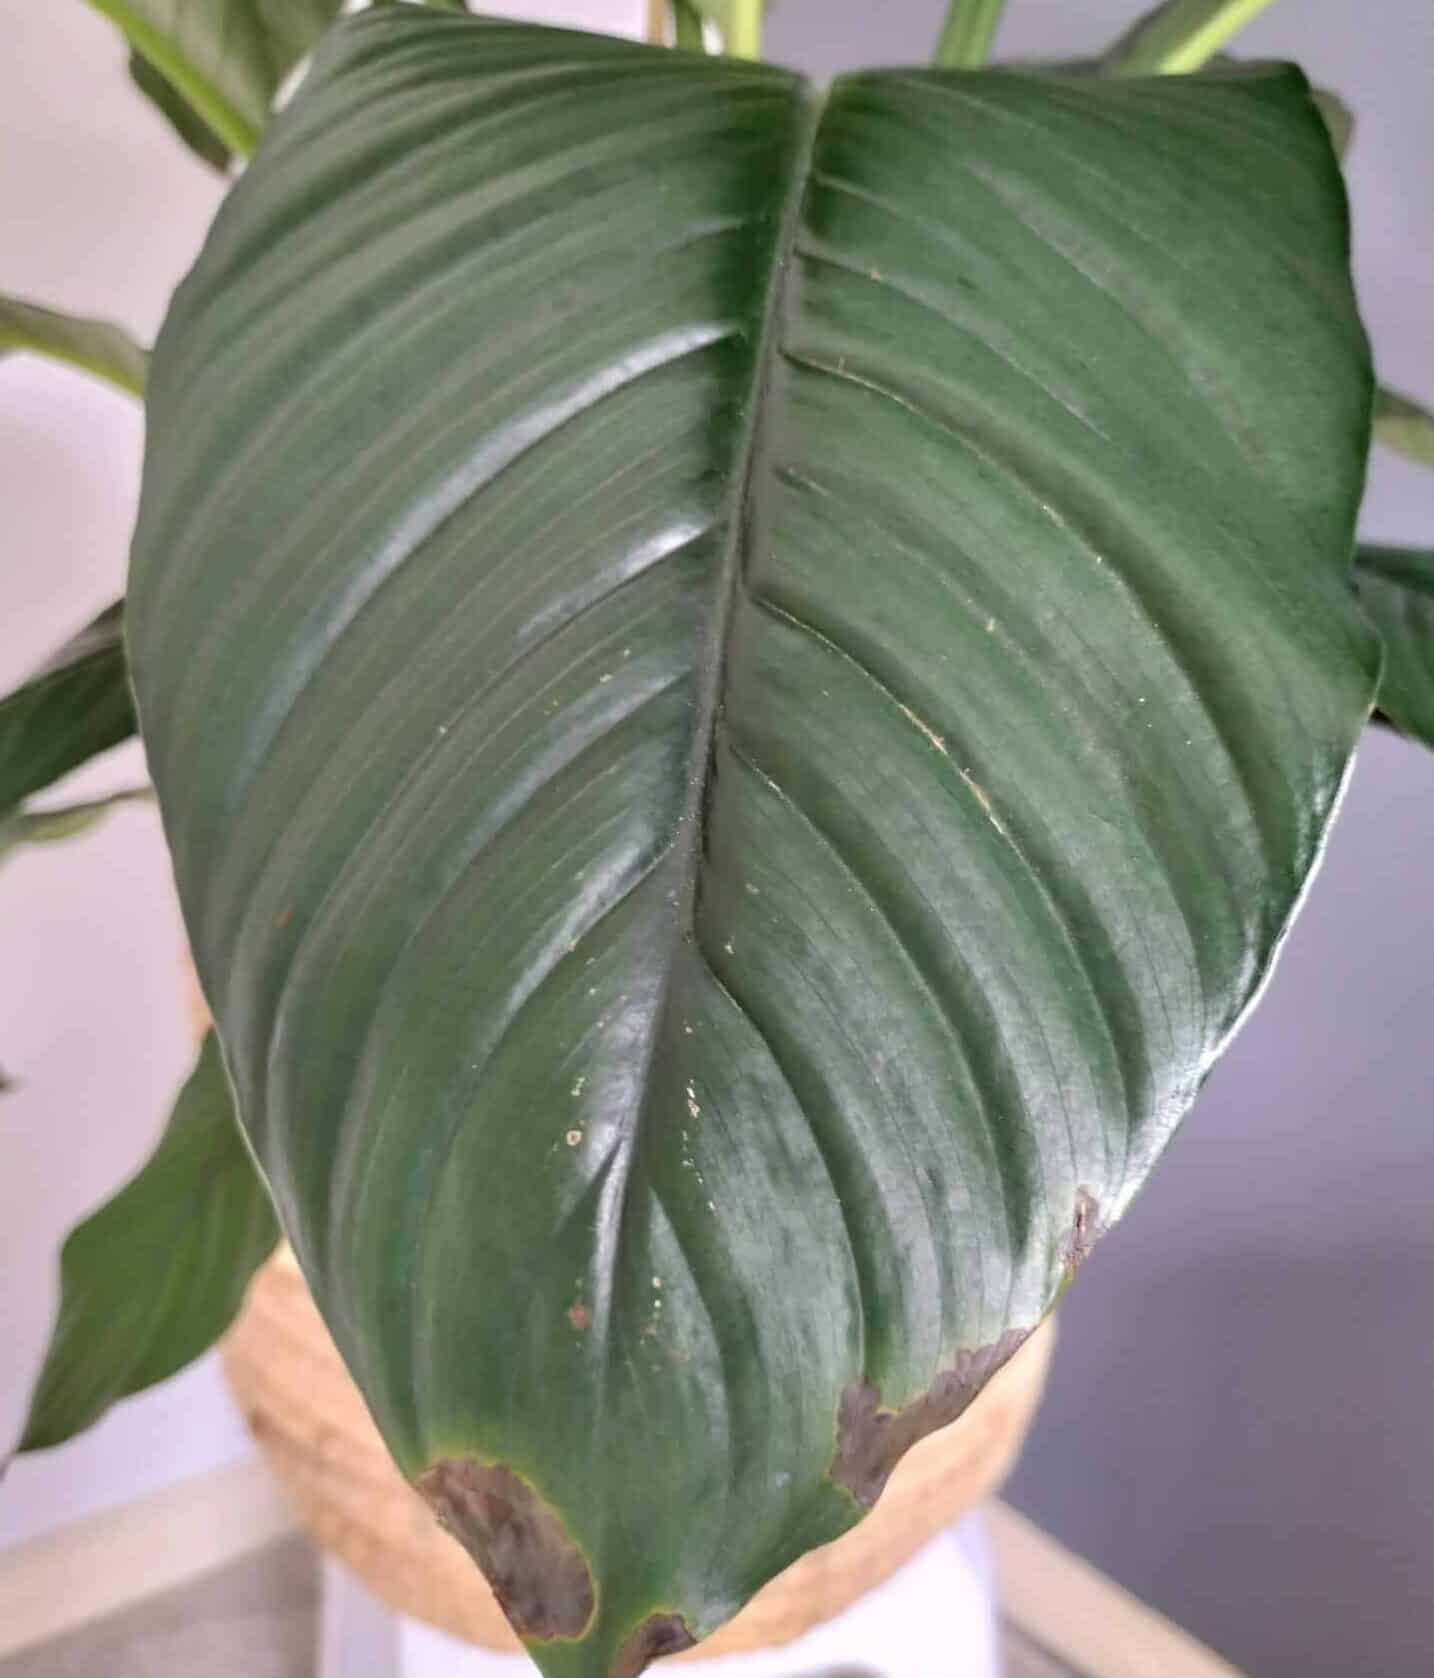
(82, 0, 261, 157)
(725, 0, 762, 59)
(673, 0, 706, 51)
(934, 0, 1008, 68)
(1108, 0, 1282, 76)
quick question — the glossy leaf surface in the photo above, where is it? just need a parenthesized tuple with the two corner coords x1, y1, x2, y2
(0, 602, 135, 821)
(17, 1033, 277, 1452)
(1356, 546, 1434, 748)
(85, 0, 343, 157)
(1, 296, 147, 395)
(127, 14, 1377, 1674)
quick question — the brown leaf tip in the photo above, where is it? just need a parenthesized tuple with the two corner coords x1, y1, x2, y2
(416, 1458, 594, 1640)
(832, 1326, 1029, 1507)
(1059, 1186, 1102, 1281)
(611, 1612, 696, 1678)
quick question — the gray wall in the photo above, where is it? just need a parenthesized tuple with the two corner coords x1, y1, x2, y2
(761, 4, 1434, 1674)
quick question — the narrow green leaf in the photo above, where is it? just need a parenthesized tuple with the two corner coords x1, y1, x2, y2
(673, 0, 707, 52)
(0, 296, 147, 396)
(934, 0, 1008, 69)
(1104, 0, 1281, 75)
(127, 15, 1376, 1675)
(0, 787, 153, 861)
(129, 49, 231, 172)
(17, 1033, 279, 1453)
(0, 602, 136, 821)
(0, 788, 152, 859)
(83, 0, 344, 160)
(1355, 546, 1434, 748)
(1312, 85, 1353, 157)
(1375, 386, 1434, 468)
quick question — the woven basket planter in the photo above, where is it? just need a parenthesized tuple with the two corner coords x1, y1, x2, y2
(223, 1248, 1053, 1660)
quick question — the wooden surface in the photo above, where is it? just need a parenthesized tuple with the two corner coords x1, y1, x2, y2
(988, 1501, 1247, 1678)
(222, 1248, 1055, 1660)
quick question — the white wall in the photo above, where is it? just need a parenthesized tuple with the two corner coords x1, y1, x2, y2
(0, 0, 641, 1550)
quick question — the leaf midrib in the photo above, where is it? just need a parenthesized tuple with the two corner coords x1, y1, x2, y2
(590, 79, 824, 1335)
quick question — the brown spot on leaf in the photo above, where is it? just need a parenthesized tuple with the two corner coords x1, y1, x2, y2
(832, 1327, 1029, 1507)
(273, 906, 293, 930)
(416, 1458, 594, 1640)
(568, 1301, 591, 1332)
(611, 1612, 696, 1678)
(1059, 1186, 1102, 1281)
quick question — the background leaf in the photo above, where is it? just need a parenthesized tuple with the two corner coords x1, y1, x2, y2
(0, 602, 136, 822)
(129, 48, 232, 172)
(16, 1032, 278, 1453)
(84, 0, 344, 158)
(126, 15, 1377, 1675)
(1374, 385, 1434, 467)
(0, 787, 153, 862)
(1355, 546, 1434, 748)
(1104, 0, 1279, 75)
(0, 295, 147, 395)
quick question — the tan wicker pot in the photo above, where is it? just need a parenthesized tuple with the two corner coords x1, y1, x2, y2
(222, 1248, 1054, 1660)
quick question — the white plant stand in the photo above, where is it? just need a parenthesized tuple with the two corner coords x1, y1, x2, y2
(318, 1515, 1001, 1678)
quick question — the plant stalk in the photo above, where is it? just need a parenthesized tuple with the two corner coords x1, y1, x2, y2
(1107, 0, 1282, 76)
(934, 0, 1008, 69)
(673, 0, 706, 51)
(725, 0, 763, 59)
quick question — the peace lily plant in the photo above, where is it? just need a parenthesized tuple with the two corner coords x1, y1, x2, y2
(3, 0, 1432, 1672)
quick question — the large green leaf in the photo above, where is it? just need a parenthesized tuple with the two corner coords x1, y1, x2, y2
(16, 1033, 278, 1453)
(1, 296, 147, 396)
(1355, 546, 1434, 748)
(126, 14, 1376, 1675)
(85, 0, 344, 158)
(0, 602, 136, 821)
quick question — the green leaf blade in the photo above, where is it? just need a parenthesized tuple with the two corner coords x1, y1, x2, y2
(0, 787, 153, 861)
(85, 0, 344, 159)
(1104, 0, 1280, 75)
(0, 297, 147, 396)
(1355, 546, 1434, 748)
(0, 602, 136, 820)
(126, 15, 1378, 1674)
(17, 1033, 278, 1454)
(129, 50, 233, 172)
(934, 0, 1008, 69)
(1374, 386, 1434, 468)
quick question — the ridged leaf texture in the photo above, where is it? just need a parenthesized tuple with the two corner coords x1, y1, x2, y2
(126, 13, 1377, 1675)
